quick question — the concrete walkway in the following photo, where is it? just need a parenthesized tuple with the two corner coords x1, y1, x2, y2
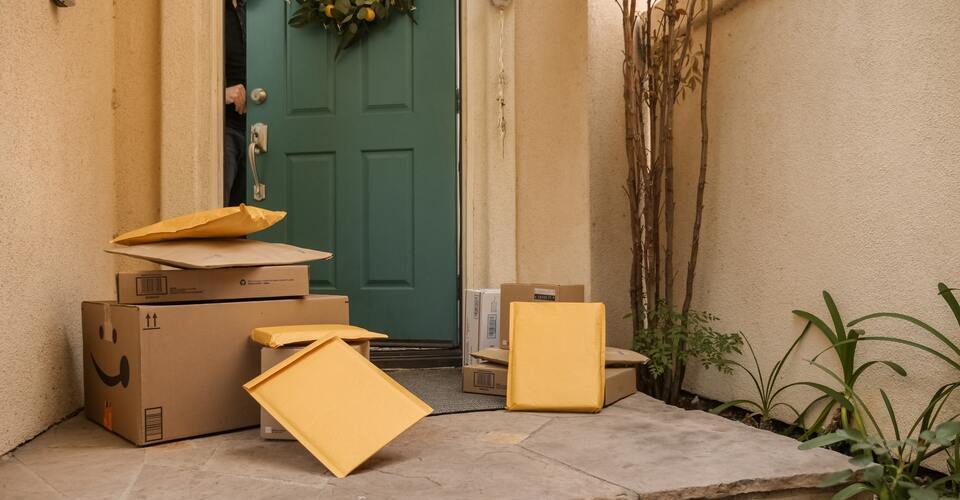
(1, 394, 852, 499)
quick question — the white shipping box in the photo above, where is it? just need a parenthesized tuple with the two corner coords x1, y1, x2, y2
(463, 289, 499, 366)
(478, 290, 500, 351)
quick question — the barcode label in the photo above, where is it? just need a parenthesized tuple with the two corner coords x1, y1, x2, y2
(472, 294, 481, 319)
(533, 288, 557, 301)
(136, 276, 168, 296)
(486, 314, 498, 339)
(144, 407, 163, 442)
(474, 371, 495, 389)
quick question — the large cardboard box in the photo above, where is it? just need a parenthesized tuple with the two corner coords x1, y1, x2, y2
(259, 342, 369, 441)
(462, 289, 500, 366)
(498, 283, 584, 348)
(115, 265, 308, 304)
(81, 294, 348, 446)
(462, 363, 637, 406)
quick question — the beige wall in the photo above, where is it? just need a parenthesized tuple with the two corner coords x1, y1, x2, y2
(1, 2, 119, 453)
(0, 1, 164, 454)
(674, 0, 960, 432)
(510, 0, 632, 349)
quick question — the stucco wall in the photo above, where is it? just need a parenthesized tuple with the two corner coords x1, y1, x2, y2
(0, 1, 163, 454)
(674, 0, 960, 431)
(114, 0, 162, 270)
(587, 0, 632, 348)
(0, 2, 119, 453)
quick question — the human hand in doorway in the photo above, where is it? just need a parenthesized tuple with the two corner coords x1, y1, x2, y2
(225, 84, 246, 114)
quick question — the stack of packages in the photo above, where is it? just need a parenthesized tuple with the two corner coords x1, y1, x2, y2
(462, 284, 649, 410)
(84, 205, 431, 478)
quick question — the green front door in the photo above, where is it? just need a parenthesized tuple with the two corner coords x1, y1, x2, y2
(246, 1, 458, 343)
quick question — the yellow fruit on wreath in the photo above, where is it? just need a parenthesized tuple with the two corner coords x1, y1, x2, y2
(360, 7, 376, 22)
(324, 4, 335, 17)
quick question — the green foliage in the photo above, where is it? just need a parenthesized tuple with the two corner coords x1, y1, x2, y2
(793, 291, 908, 437)
(800, 380, 960, 499)
(710, 325, 852, 430)
(633, 302, 742, 402)
(795, 283, 960, 500)
(288, 0, 417, 58)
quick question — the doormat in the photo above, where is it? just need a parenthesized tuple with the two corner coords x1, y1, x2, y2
(386, 367, 505, 415)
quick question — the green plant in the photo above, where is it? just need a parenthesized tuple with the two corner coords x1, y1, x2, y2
(800, 373, 960, 500)
(710, 326, 851, 431)
(633, 302, 742, 403)
(289, 0, 416, 57)
(793, 291, 908, 436)
(847, 283, 960, 372)
(620, 0, 718, 406)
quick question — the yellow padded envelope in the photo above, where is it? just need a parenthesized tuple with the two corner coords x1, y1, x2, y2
(506, 302, 606, 413)
(251, 324, 388, 348)
(243, 336, 432, 478)
(111, 204, 285, 245)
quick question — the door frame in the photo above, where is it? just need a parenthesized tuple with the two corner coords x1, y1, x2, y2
(160, 0, 518, 350)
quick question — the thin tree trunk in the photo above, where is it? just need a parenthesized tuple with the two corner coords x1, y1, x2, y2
(662, 0, 678, 312)
(681, 0, 712, 318)
(672, 0, 713, 404)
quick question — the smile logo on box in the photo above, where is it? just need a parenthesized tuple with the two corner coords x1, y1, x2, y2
(91, 353, 130, 388)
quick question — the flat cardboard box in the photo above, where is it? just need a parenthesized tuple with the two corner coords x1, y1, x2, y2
(462, 363, 637, 406)
(260, 342, 369, 441)
(470, 347, 649, 367)
(116, 265, 308, 304)
(499, 283, 584, 348)
(106, 238, 332, 269)
(82, 294, 348, 446)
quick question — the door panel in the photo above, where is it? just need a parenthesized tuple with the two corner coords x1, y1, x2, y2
(247, 1, 457, 343)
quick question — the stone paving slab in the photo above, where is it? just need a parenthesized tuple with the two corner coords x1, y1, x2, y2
(2, 393, 853, 499)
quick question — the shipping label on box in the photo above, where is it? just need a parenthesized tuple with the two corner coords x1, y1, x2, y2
(82, 294, 348, 446)
(462, 289, 483, 366)
(498, 283, 585, 348)
(116, 265, 309, 305)
(479, 290, 500, 351)
(462, 363, 508, 395)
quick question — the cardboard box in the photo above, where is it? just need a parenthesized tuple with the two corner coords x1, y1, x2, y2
(82, 294, 348, 446)
(479, 290, 501, 351)
(106, 238, 332, 269)
(116, 265, 308, 305)
(498, 283, 584, 348)
(462, 363, 637, 406)
(462, 289, 500, 366)
(260, 341, 369, 440)
(462, 362, 509, 396)
(462, 289, 483, 366)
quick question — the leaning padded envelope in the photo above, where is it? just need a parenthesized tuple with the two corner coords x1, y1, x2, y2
(506, 302, 606, 413)
(251, 324, 388, 348)
(111, 204, 285, 245)
(106, 239, 332, 269)
(243, 336, 432, 478)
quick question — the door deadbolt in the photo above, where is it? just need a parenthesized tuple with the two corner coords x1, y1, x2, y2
(250, 88, 268, 105)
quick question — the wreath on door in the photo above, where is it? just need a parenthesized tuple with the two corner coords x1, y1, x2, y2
(288, 0, 417, 58)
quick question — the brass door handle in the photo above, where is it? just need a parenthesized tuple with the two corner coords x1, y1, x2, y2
(248, 123, 268, 201)
(250, 88, 268, 105)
